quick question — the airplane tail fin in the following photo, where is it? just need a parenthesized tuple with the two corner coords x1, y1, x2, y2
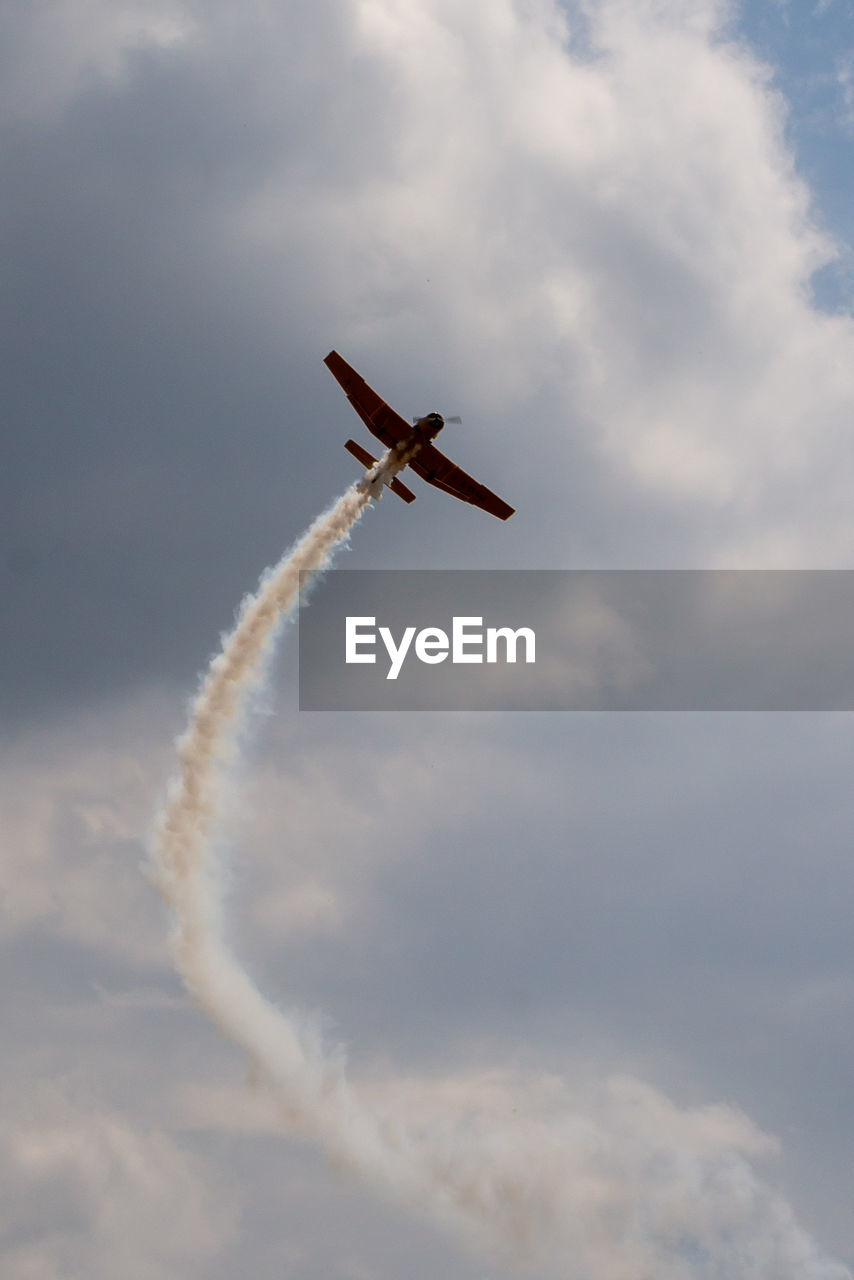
(344, 439, 417, 504)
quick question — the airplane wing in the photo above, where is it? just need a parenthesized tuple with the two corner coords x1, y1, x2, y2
(408, 443, 515, 521)
(324, 351, 411, 448)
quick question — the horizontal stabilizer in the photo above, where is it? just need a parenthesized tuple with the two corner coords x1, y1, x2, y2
(344, 439, 417, 504)
(388, 476, 416, 503)
(344, 438, 378, 469)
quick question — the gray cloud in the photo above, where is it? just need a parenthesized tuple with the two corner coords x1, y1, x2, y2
(7, 0, 854, 725)
(5, 0, 854, 1275)
(4, 681, 854, 1272)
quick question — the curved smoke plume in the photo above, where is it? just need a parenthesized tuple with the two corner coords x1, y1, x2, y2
(149, 467, 851, 1280)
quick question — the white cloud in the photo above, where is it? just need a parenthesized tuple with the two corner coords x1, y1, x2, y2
(0, 694, 173, 964)
(836, 51, 854, 130)
(216, 0, 854, 559)
(0, 1082, 237, 1280)
(7, 0, 854, 560)
(0, 0, 194, 120)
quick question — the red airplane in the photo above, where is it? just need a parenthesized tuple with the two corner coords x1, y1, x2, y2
(325, 351, 515, 520)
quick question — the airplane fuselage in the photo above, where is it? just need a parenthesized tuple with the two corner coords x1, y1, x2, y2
(411, 413, 445, 442)
(395, 413, 444, 463)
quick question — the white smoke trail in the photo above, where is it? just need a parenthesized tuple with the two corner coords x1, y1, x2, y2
(149, 468, 852, 1280)
(149, 456, 435, 1197)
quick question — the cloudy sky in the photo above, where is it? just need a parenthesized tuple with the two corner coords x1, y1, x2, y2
(5, 0, 854, 1276)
